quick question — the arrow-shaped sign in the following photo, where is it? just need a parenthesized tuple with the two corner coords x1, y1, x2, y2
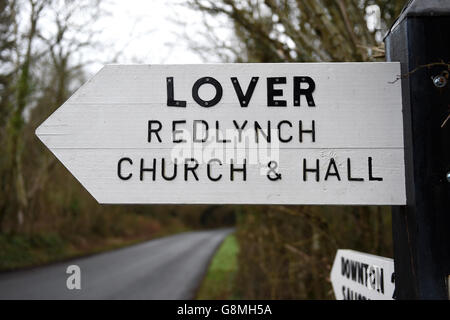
(330, 249, 396, 300)
(36, 63, 405, 204)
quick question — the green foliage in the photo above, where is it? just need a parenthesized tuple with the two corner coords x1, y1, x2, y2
(234, 206, 392, 299)
(0, 233, 67, 270)
(197, 234, 240, 300)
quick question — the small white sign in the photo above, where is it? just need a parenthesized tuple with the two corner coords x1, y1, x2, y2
(36, 63, 405, 204)
(330, 249, 395, 300)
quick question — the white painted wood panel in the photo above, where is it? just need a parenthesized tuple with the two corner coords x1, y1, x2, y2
(36, 63, 405, 205)
(331, 249, 395, 300)
(51, 148, 404, 205)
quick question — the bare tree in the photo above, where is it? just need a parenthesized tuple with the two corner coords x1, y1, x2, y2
(0, 0, 105, 232)
(187, 0, 406, 62)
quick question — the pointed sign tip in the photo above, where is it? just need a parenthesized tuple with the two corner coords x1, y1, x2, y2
(34, 123, 46, 144)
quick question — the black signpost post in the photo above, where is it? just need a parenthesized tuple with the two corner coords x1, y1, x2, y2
(385, 0, 450, 299)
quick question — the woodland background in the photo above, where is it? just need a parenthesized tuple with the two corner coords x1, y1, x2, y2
(0, 0, 406, 299)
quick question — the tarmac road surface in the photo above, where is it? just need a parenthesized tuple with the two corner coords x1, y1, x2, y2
(0, 228, 233, 299)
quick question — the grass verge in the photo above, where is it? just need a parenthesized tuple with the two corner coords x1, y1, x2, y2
(0, 225, 188, 272)
(196, 233, 239, 300)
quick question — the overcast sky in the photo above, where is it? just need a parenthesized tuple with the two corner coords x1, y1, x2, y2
(90, 1, 380, 72)
(89, 0, 211, 73)
(36, 0, 379, 76)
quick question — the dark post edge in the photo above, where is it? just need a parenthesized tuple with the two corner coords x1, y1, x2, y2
(385, 0, 450, 299)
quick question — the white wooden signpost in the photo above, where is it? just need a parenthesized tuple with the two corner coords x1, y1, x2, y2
(330, 249, 395, 300)
(36, 63, 405, 204)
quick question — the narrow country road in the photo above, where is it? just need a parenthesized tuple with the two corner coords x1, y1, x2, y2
(0, 228, 233, 300)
